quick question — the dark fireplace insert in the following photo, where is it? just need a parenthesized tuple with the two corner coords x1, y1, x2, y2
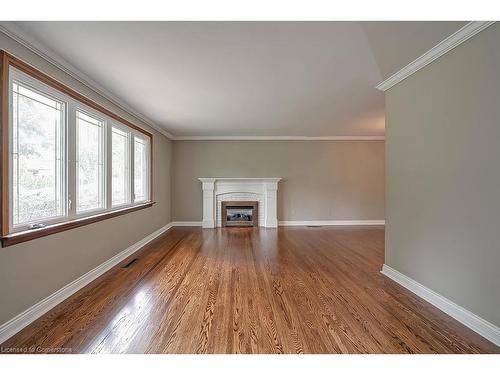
(222, 201, 258, 227)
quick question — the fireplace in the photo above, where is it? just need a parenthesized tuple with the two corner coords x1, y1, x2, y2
(222, 201, 258, 227)
(199, 178, 281, 228)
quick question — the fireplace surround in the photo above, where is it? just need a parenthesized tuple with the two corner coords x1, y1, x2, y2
(198, 177, 281, 228)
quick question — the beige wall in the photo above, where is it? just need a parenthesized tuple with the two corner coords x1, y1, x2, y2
(385, 24, 500, 327)
(172, 140, 385, 222)
(0, 34, 172, 325)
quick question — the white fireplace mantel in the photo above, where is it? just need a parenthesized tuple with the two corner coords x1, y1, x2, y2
(198, 177, 282, 228)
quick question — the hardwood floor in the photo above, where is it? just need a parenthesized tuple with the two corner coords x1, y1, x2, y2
(2, 226, 498, 353)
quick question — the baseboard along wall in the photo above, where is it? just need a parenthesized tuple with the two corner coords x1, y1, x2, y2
(0, 222, 174, 344)
(278, 220, 385, 226)
(171, 220, 386, 227)
(381, 264, 500, 347)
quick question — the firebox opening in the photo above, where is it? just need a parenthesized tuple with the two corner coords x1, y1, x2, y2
(222, 201, 258, 227)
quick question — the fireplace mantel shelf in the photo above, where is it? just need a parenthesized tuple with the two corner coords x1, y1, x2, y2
(198, 177, 282, 183)
(198, 177, 282, 229)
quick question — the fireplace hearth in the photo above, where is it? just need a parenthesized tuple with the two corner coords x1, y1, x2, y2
(222, 201, 258, 227)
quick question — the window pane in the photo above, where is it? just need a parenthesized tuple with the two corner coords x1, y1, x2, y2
(134, 137, 149, 202)
(76, 111, 104, 212)
(112, 126, 130, 206)
(12, 81, 65, 226)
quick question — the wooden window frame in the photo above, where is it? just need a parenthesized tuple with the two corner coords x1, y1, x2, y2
(0, 50, 155, 247)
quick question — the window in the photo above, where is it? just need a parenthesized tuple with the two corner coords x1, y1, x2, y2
(1, 55, 153, 245)
(134, 136, 150, 203)
(11, 81, 65, 228)
(111, 126, 130, 206)
(76, 110, 105, 213)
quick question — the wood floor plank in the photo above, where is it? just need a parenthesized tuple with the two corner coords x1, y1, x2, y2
(1, 226, 498, 353)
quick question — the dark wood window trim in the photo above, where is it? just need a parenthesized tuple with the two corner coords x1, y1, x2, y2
(0, 50, 155, 246)
(1, 202, 155, 247)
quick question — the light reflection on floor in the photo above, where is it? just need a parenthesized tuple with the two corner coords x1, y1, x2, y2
(84, 287, 152, 353)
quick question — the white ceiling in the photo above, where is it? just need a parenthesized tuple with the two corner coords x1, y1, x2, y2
(3, 21, 465, 137)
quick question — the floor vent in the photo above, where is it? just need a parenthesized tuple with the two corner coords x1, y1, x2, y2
(307, 225, 322, 228)
(122, 258, 138, 268)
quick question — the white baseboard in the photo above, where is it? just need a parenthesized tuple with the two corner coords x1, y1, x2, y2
(171, 221, 203, 226)
(279, 220, 385, 226)
(0, 222, 174, 344)
(171, 220, 385, 227)
(381, 264, 500, 347)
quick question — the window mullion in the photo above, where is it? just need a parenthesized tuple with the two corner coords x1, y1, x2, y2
(67, 102, 77, 218)
(129, 133, 135, 205)
(106, 122, 112, 210)
(147, 138, 151, 201)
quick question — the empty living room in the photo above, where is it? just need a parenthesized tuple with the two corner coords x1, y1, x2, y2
(1, 1, 499, 372)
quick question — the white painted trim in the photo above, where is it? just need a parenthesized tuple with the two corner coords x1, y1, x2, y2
(171, 220, 385, 227)
(0, 222, 173, 344)
(171, 221, 203, 226)
(198, 177, 282, 183)
(376, 21, 496, 92)
(381, 264, 500, 347)
(0, 22, 174, 140)
(199, 178, 281, 229)
(279, 220, 385, 226)
(173, 135, 385, 141)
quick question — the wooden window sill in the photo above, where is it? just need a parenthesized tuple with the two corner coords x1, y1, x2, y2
(1, 202, 155, 247)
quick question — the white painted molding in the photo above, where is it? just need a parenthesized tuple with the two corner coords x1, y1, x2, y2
(171, 221, 203, 226)
(376, 21, 496, 92)
(199, 177, 281, 229)
(0, 222, 174, 344)
(173, 135, 385, 141)
(279, 220, 385, 226)
(198, 177, 282, 183)
(381, 264, 500, 347)
(0, 22, 174, 140)
(171, 220, 385, 227)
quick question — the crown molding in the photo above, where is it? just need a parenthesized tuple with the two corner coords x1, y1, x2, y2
(172, 135, 384, 141)
(376, 21, 496, 92)
(0, 22, 174, 139)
